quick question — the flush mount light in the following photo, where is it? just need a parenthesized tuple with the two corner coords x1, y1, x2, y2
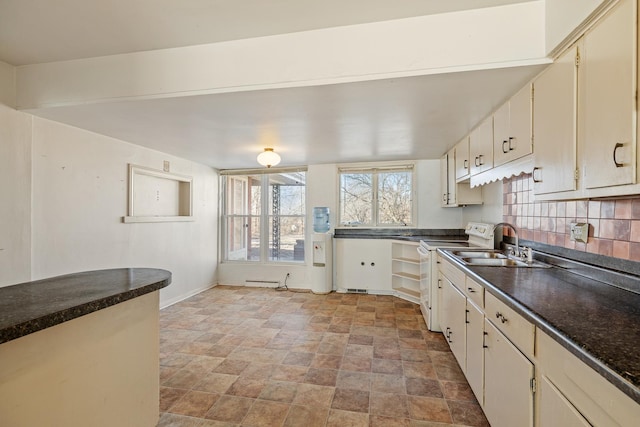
(257, 148, 281, 168)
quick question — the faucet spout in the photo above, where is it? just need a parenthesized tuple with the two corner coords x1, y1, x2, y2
(493, 222, 519, 257)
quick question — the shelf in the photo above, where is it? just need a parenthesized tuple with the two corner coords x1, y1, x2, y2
(392, 272, 420, 281)
(392, 257, 419, 264)
(393, 286, 420, 299)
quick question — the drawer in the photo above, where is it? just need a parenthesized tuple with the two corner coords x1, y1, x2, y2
(485, 292, 534, 358)
(464, 276, 484, 308)
(438, 255, 465, 291)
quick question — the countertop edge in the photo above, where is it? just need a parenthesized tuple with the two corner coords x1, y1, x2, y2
(0, 268, 171, 345)
(437, 249, 640, 405)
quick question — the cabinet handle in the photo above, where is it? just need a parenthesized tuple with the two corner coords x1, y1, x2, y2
(502, 140, 509, 153)
(437, 279, 442, 289)
(361, 262, 365, 266)
(495, 311, 501, 319)
(501, 315, 508, 324)
(445, 327, 450, 337)
(478, 154, 484, 165)
(508, 136, 516, 151)
(613, 142, 624, 168)
(495, 312, 508, 323)
(467, 287, 476, 293)
(370, 262, 375, 267)
(474, 156, 480, 167)
(464, 159, 468, 169)
(447, 330, 453, 343)
(443, 193, 447, 203)
(532, 166, 542, 183)
(483, 331, 489, 348)
(465, 309, 470, 324)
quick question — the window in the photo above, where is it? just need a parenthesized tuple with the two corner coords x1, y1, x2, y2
(222, 169, 306, 263)
(339, 165, 414, 226)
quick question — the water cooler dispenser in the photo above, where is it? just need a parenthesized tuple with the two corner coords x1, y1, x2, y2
(311, 207, 332, 294)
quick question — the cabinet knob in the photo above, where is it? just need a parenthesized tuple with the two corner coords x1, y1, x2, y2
(361, 262, 365, 266)
(370, 262, 375, 267)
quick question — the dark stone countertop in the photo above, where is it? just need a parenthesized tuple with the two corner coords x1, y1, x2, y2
(438, 249, 640, 404)
(0, 268, 171, 345)
(334, 228, 467, 242)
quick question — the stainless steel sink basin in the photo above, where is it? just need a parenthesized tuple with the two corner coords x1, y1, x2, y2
(452, 250, 507, 259)
(461, 257, 528, 267)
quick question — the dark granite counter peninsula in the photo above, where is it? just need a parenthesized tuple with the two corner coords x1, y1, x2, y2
(0, 268, 171, 427)
(438, 248, 640, 406)
(0, 268, 171, 344)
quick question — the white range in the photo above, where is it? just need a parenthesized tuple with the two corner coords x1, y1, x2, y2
(417, 222, 495, 332)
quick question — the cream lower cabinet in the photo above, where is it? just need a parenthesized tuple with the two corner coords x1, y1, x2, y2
(466, 299, 484, 404)
(484, 319, 535, 427)
(335, 239, 391, 292)
(538, 375, 591, 427)
(440, 276, 467, 368)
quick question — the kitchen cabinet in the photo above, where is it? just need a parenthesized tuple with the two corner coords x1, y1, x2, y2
(391, 241, 420, 303)
(440, 275, 467, 369)
(536, 330, 640, 427)
(493, 84, 533, 167)
(440, 148, 482, 207)
(469, 117, 494, 176)
(538, 376, 591, 427)
(484, 319, 535, 427)
(466, 298, 484, 405)
(455, 136, 471, 182)
(532, 42, 578, 195)
(335, 239, 391, 292)
(580, 0, 636, 190)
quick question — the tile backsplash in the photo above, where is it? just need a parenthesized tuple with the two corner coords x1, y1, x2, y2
(502, 174, 640, 262)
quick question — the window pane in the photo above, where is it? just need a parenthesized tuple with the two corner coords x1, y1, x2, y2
(226, 177, 247, 215)
(226, 216, 260, 261)
(340, 173, 372, 225)
(268, 216, 305, 262)
(378, 171, 412, 225)
(268, 172, 306, 215)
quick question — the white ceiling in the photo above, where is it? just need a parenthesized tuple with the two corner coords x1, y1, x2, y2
(0, 0, 545, 170)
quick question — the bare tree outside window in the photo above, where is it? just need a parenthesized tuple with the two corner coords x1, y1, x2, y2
(339, 167, 414, 226)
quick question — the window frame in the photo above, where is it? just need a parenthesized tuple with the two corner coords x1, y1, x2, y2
(221, 167, 307, 264)
(338, 163, 416, 228)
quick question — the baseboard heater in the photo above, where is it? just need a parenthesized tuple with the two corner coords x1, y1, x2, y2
(346, 288, 368, 294)
(245, 280, 280, 286)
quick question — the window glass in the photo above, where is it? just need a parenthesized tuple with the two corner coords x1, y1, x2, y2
(339, 173, 373, 226)
(378, 171, 412, 225)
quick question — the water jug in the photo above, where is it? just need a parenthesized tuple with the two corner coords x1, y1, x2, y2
(313, 207, 330, 233)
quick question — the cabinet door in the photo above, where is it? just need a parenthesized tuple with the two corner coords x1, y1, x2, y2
(440, 154, 449, 206)
(470, 117, 494, 176)
(533, 43, 578, 195)
(493, 101, 511, 167)
(484, 319, 534, 427)
(455, 137, 471, 181)
(447, 148, 457, 205)
(538, 376, 591, 427)
(580, 0, 636, 189)
(335, 239, 391, 290)
(466, 300, 484, 406)
(442, 278, 466, 370)
(508, 83, 533, 162)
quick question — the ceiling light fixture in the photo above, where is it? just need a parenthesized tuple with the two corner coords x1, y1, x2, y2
(257, 148, 281, 168)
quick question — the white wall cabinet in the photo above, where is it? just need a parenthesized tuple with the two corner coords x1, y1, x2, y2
(455, 137, 472, 182)
(469, 117, 494, 176)
(580, 0, 636, 190)
(532, 42, 579, 195)
(484, 319, 535, 427)
(335, 239, 391, 292)
(441, 148, 482, 207)
(493, 84, 533, 167)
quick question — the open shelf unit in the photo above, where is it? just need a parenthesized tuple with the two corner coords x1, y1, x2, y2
(391, 241, 420, 303)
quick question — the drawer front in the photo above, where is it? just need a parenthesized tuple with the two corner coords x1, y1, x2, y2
(465, 276, 484, 308)
(438, 255, 466, 291)
(485, 292, 534, 358)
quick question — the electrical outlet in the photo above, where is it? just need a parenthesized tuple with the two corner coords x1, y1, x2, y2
(569, 222, 589, 243)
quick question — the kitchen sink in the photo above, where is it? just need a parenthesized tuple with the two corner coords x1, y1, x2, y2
(461, 257, 528, 267)
(452, 250, 507, 259)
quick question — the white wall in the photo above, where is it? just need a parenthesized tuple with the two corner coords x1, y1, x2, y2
(545, 0, 609, 54)
(0, 61, 15, 107)
(0, 106, 219, 306)
(217, 159, 465, 288)
(0, 104, 32, 286)
(463, 180, 503, 225)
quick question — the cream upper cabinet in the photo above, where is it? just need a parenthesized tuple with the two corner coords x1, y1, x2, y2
(455, 137, 471, 182)
(493, 84, 533, 167)
(441, 148, 482, 207)
(469, 117, 494, 176)
(580, 0, 636, 189)
(532, 43, 579, 195)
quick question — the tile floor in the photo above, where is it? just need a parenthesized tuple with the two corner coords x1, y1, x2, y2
(157, 286, 489, 427)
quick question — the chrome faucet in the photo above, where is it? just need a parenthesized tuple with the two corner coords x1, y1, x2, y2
(493, 222, 520, 258)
